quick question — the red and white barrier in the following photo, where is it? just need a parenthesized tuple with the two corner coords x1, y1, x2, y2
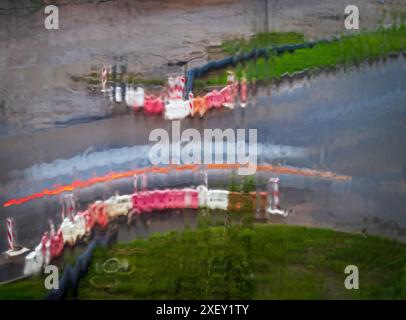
(220, 85, 235, 109)
(227, 70, 235, 85)
(6, 217, 14, 251)
(240, 77, 248, 108)
(167, 77, 177, 100)
(164, 96, 192, 120)
(48, 220, 64, 259)
(206, 189, 229, 210)
(271, 177, 280, 209)
(20, 180, 283, 277)
(73, 214, 87, 239)
(167, 76, 185, 101)
(60, 217, 77, 246)
(90, 202, 109, 228)
(3, 217, 29, 257)
(41, 232, 51, 266)
(77, 209, 95, 234)
(133, 87, 145, 109)
(191, 96, 207, 118)
(50, 231, 64, 259)
(115, 85, 122, 103)
(164, 76, 192, 120)
(197, 185, 208, 207)
(102, 68, 249, 116)
(104, 194, 133, 218)
(125, 84, 132, 107)
(144, 95, 164, 115)
(131, 188, 200, 213)
(101, 66, 109, 93)
(205, 90, 223, 109)
(267, 178, 288, 216)
(188, 92, 195, 116)
(176, 76, 185, 100)
(23, 243, 44, 276)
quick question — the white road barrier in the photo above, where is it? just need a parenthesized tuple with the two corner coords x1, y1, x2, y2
(23, 244, 44, 276)
(104, 194, 133, 218)
(207, 189, 229, 210)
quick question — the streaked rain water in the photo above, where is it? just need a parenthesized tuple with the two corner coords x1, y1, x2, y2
(1, 55, 406, 281)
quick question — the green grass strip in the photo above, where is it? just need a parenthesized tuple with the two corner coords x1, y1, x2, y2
(73, 224, 406, 300)
(204, 25, 406, 86)
(3, 218, 406, 299)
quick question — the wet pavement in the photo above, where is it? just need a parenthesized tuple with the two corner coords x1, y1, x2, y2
(1, 0, 406, 282)
(0, 55, 405, 261)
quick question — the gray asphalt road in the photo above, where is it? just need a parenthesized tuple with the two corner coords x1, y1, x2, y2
(0, 0, 403, 135)
(1, 0, 406, 282)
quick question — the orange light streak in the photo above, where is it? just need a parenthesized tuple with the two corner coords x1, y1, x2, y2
(3, 164, 350, 208)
